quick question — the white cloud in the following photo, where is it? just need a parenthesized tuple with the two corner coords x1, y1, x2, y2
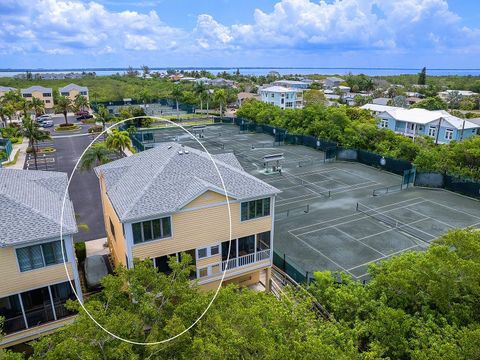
(0, 0, 479, 65)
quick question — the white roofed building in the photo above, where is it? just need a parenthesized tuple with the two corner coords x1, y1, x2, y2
(361, 104, 479, 143)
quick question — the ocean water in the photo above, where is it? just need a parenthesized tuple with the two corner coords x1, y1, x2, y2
(1, 67, 480, 77)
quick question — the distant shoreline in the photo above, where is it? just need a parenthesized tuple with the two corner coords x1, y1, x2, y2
(1, 67, 480, 72)
(1, 67, 480, 77)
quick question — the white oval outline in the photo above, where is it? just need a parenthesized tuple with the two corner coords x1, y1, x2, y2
(59, 116, 233, 345)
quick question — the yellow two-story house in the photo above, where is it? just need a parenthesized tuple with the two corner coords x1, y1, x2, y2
(59, 84, 89, 103)
(0, 169, 83, 347)
(0, 86, 16, 99)
(20, 86, 54, 112)
(95, 143, 280, 290)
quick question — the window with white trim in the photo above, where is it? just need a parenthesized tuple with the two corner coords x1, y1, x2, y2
(198, 268, 208, 278)
(132, 217, 172, 244)
(380, 119, 389, 128)
(445, 128, 454, 140)
(196, 244, 220, 259)
(428, 126, 437, 137)
(241, 198, 270, 221)
(16, 240, 66, 272)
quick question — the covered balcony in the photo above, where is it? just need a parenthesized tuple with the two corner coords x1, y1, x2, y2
(221, 231, 271, 271)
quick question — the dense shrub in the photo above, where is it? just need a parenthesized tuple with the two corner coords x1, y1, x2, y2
(237, 99, 480, 178)
(74, 242, 86, 263)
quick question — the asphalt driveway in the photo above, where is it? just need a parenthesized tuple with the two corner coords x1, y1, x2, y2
(52, 134, 106, 242)
(25, 113, 105, 242)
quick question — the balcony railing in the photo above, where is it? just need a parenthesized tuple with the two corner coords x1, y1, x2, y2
(221, 249, 271, 271)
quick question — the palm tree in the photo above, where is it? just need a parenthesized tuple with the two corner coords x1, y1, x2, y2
(105, 129, 133, 157)
(22, 116, 51, 170)
(3, 90, 23, 123)
(80, 142, 114, 171)
(18, 98, 32, 120)
(74, 94, 90, 113)
(194, 82, 207, 112)
(171, 85, 183, 120)
(95, 105, 110, 133)
(0, 101, 14, 128)
(213, 89, 227, 116)
(31, 97, 45, 117)
(55, 96, 73, 125)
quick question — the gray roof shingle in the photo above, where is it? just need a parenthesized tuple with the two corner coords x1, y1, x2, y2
(95, 143, 280, 222)
(0, 169, 77, 247)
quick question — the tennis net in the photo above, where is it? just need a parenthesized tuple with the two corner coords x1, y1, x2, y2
(356, 202, 435, 244)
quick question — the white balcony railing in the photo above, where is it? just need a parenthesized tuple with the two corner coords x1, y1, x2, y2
(221, 249, 271, 271)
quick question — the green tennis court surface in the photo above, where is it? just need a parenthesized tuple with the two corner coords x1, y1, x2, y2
(146, 124, 480, 281)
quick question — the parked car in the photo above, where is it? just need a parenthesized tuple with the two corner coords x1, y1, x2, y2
(75, 110, 89, 116)
(84, 255, 109, 289)
(36, 114, 50, 123)
(41, 120, 54, 128)
(76, 114, 94, 120)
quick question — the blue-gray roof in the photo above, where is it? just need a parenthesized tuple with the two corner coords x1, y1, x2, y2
(59, 83, 88, 92)
(0, 169, 77, 247)
(95, 143, 280, 223)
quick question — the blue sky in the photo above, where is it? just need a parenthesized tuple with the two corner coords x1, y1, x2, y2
(0, 0, 479, 69)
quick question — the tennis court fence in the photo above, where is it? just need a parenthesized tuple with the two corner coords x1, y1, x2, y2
(356, 202, 434, 245)
(273, 251, 312, 284)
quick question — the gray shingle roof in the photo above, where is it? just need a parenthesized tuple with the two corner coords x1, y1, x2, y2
(59, 83, 88, 93)
(0, 169, 77, 247)
(21, 86, 52, 94)
(0, 86, 15, 92)
(95, 143, 280, 223)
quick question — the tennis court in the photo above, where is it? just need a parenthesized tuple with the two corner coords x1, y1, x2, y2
(139, 123, 480, 281)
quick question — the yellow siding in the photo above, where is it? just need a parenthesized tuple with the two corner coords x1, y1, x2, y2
(182, 190, 232, 209)
(99, 176, 127, 267)
(132, 202, 271, 259)
(0, 317, 74, 347)
(30, 90, 54, 109)
(196, 255, 221, 268)
(0, 247, 73, 298)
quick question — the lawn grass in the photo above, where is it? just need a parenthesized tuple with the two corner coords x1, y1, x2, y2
(54, 125, 82, 132)
(2, 148, 20, 167)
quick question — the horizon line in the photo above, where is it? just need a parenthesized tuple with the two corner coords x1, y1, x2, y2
(1, 66, 480, 72)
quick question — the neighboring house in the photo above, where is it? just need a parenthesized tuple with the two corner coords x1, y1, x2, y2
(336, 85, 351, 94)
(361, 104, 480, 143)
(272, 80, 309, 89)
(236, 92, 259, 107)
(20, 86, 54, 112)
(59, 83, 89, 102)
(0, 169, 82, 347)
(195, 78, 234, 87)
(438, 90, 478, 100)
(0, 86, 16, 98)
(260, 86, 304, 109)
(372, 97, 390, 106)
(95, 143, 280, 290)
(322, 77, 344, 89)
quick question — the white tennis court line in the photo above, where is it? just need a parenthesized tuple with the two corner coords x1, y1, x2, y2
(421, 199, 480, 221)
(405, 207, 456, 230)
(354, 217, 429, 241)
(265, 168, 341, 184)
(357, 202, 438, 241)
(347, 244, 421, 272)
(293, 200, 428, 236)
(276, 179, 375, 204)
(333, 226, 387, 257)
(276, 181, 380, 207)
(287, 232, 357, 278)
(287, 197, 424, 232)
